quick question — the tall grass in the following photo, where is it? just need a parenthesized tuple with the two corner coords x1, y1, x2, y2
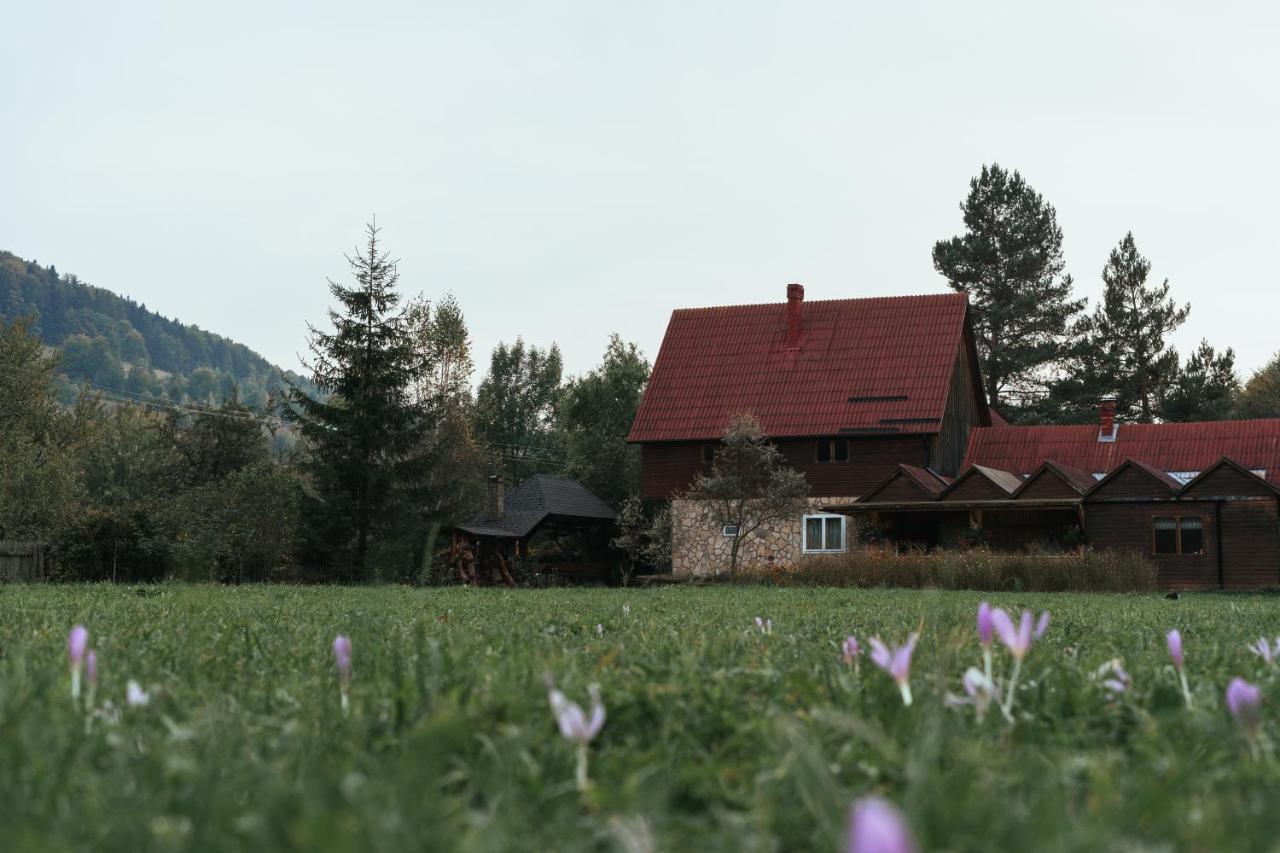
(750, 548, 1158, 592)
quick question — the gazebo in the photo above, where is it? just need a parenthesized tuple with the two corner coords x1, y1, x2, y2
(448, 474, 618, 585)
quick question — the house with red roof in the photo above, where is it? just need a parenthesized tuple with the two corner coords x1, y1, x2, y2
(629, 284, 989, 573)
(632, 283, 1280, 589)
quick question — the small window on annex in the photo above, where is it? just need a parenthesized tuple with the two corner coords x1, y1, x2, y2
(1153, 516, 1205, 555)
(816, 439, 849, 463)
(722, 524, 740, 537)
(803, 514, 846, 553)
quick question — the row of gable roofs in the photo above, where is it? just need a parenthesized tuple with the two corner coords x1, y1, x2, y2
(856, 456, 1280, 506)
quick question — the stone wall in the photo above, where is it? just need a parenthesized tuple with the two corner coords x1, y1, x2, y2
(670, 497, 858, 577)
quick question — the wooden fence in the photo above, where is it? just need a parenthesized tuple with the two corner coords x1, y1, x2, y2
(0, 541, 46, 581)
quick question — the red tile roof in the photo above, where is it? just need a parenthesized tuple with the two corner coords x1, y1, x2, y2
(964, 420, 1280, 482)
(629, 291, 981, 442)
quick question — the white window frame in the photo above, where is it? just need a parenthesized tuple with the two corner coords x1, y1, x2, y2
(802, 513, 847, 554)
(722, 524, 740, 537)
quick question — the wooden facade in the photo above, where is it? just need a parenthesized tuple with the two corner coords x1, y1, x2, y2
(846, 456, 1280, 590)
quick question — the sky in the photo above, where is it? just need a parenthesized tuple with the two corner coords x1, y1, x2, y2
(4, 1, 1280, 382)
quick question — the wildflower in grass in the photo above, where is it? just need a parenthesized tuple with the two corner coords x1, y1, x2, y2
(126, 680, 150, 707)
(333, 634, 353, 714)
(85, 650, 98, 709)
(546, 680, 606, 790)
(991, 608, 1049, 720)
(754, 616, 773, 635)
(868, 633, 918, 706)
(1226, 677, 1262, 737)
(842, 635, 861, 671)
(1247, 637, 1277, 665)
(977, 601, 994, 682)
(596, 623, 604, 637)
(946, 666, 996, 722)
(846, 795, 917, 853)
(68, 625, 88, 703)
(622, 603, 631, 617)
(1094, 658, 1131, 697)
(1167, 629, 1192, 708)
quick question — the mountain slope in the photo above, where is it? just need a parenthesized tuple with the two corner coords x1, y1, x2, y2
(0, 250, 316, 408)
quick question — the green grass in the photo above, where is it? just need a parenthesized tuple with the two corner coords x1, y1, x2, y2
(3, 584, 1280, 851)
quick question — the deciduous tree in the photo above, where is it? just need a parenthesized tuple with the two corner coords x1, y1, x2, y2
(684, 412, 808, 578)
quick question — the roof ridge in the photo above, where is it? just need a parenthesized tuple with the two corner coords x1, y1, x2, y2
(670, 291, 966, 315)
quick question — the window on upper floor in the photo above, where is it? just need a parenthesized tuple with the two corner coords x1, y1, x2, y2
(816, 439, 849, 463)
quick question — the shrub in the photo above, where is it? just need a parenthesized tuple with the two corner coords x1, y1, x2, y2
(744, 547, 1158, 593)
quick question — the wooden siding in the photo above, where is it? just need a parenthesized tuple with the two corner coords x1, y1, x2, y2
(1182, 465, 1277, 499)
(640, 436, 930, 499)
(866, 471, 940, 503)
(1220, 500, 1280, 589)
(1084, 501, 1220, 590)
(941, 473, 1013, 502)
(930, 338, 984, 477)
(1015, 471, 1084, 501)
(1088, 466, 1176, 500)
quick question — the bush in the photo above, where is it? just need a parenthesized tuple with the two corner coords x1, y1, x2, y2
(744, 547, 1158, 593)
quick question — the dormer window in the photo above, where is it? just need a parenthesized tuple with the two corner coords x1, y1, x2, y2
(816, 439, 849, 463)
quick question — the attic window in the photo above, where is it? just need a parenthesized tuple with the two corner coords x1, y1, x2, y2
(817, 439, 849, 463)
(848, 394, 909, 403)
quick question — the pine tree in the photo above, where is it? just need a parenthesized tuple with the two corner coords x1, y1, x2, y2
(932, 164, 1086, 414)
(1073, 233, 1189, 423)
(1161, 340, 1240, 422)
(286, 221, 430, 579)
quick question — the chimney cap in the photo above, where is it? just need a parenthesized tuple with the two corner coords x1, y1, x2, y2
(787, 282, 804, 300)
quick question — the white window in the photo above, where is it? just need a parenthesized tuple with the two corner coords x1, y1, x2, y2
(802, 514, 846, 553)
(722, 524, 740, 537)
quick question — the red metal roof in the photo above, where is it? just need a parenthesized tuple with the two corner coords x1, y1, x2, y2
(964, 420, 1280, 482)
(629, 291, 979, 442)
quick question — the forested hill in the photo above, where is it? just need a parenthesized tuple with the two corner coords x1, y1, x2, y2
(0, 251, 317, 408)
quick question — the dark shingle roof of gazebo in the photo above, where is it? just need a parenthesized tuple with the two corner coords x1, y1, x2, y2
(457, 474, 616, 539)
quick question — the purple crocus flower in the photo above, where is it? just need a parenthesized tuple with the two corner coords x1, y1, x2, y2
(333, 634, 353, 713)
(846, 796, 917, 853)
(68, 625, 89, 702)
(868, 633, 918, 706)
(1247, 638, 1276, 665)
(977, 602, 994, 649)
(1094, 658, 1131, 697)
(86, 650, 98, 688)
(547, 681, 606, 790)
(1225, 677, 1262, 735)
(843, 636, 861, 664)
(1167, 630, 1184, 670)
(991, 608, 1049, 661)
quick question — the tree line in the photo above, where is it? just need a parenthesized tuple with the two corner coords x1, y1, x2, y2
(0, 222, 650, 582)
(933, 163, 1280, 424)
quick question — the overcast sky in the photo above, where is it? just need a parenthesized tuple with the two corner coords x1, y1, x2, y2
(5, 1, 1279, 382)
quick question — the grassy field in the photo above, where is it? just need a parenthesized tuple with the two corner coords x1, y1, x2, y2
(3, 584, 1280, 852)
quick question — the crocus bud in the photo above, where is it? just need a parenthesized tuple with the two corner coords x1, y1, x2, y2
(843, 636, 860, 664)
(333, 635, 352, 683)
(86, 650, 98, 687)
(1166, 629, 1183, 670)
(69, 625, 88, 670)
(977, 602, 993, 649)
(846, 796, 917, 853)
(68, 625, 89, 702)
(1226, 677, 1261, 735)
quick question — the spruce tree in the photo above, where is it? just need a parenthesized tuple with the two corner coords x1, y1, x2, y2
(1074, 233, 1189, 423)
(1161, 340, 1240, 422)
(287, 221, 430, 579)
(933, 164, 1086, 414)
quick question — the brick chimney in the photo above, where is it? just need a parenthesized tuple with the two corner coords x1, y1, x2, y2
(785, 283, 804, 348)
(1098, 399, 1118, 443)
(486, 474, 504, 520)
